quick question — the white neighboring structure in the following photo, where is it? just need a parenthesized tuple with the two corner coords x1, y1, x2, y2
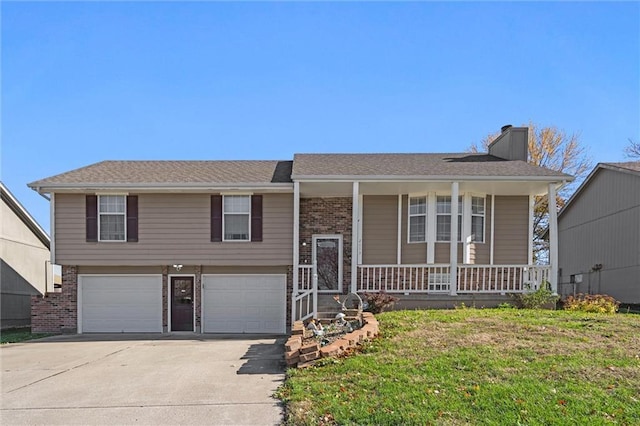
(557, 162, 640, 305)
(1, 182, 51, 328)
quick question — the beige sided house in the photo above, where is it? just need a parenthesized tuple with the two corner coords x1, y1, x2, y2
(557, 162, 640, 305)
(1, 182, 52, 329)
(28, 126, 572, 334)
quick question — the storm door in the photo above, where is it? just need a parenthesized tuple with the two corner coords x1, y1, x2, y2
(312, 235, 343, 292)
(171, 276, 194, 331)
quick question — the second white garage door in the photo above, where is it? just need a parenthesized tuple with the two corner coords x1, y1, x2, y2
(202, 274, 286, 334)
(79, 275, 162, 333)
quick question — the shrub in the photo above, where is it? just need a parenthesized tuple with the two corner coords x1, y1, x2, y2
(362, 291, 399, 314)
(514, 282, 559, 309)
(564, 293, 619, 314)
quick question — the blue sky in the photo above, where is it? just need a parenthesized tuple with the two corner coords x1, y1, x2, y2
(2, 1, 639, 234)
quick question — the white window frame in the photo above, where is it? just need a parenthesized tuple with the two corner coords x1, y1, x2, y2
(407, 195, 428, 243)
(97, 194, 127, 242)
(470, 195, 486, 243)
(222, 194, 251, 242)
(436, 195, 463, 243)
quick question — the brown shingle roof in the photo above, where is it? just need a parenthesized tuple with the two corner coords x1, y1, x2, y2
(292, 153, 571, 179)
(30, 153, 574, 190)
(29, 160, 293, 188)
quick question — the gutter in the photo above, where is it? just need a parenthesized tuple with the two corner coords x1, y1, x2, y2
(291, 175, 575, 183)
(29, 182, 294, 194)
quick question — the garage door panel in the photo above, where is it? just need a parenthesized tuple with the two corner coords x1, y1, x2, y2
(80, 275, 162, 333)
(202, 275, 285, 334)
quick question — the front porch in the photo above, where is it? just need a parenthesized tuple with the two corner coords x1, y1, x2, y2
(293, 263, 551, 321)
(290, 155, 563, 323)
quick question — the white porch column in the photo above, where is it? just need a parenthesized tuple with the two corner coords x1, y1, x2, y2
(351, 182, 360, 294)
(490, 194, 495, 265)
(427, 192, 436, 264)
(449, 182, 459, 295)
(462, 193, 472, 264)
(292, 181, 300, 323)
(528, 195, 534, 265)
(396, 194, 402, 264)
(548, 183, 559, 294)
(358, 194, 364, 264)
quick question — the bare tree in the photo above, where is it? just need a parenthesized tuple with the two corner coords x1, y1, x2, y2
(470, 122, 592, 262)
(624, 138, 640, 159)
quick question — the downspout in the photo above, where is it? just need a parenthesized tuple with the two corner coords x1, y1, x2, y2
(44, 260, 49, 295)
(50, 193, 55, 265)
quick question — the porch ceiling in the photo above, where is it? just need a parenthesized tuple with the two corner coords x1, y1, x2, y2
(299, 180, 557, 197)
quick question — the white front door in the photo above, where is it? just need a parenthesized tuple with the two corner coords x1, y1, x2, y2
(312, 234, 343, 293)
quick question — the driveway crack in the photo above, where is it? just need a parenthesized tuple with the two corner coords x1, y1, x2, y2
(6, 346, 132, 394)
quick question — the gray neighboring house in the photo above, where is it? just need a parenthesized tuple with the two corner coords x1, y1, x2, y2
(557, 162, 640, 304)
(1, 182, 52, 329)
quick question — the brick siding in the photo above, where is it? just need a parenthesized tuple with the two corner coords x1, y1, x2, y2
(31, 265, 78, 334)
(300, 197, 353, 294)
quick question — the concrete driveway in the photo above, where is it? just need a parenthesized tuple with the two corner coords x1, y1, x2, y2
(1, 334, 286, 425)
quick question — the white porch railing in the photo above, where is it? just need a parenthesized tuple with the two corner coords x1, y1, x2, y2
(298, 265, 313, 291)
(357, 264, 551, 294)
(293, 265, 317, 322)
(457, 265, 550, 293)
(358, 264, 451, 293)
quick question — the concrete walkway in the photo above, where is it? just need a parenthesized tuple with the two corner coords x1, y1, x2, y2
(1, 334, 285, 425)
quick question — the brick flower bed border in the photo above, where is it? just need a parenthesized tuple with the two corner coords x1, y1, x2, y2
(284, 312, 379, 368)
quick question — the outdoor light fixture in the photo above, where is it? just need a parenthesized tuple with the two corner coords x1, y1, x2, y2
(172, 264, 183, 272)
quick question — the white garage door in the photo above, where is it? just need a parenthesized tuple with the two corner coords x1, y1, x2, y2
(202, 274, 286, 334)
(79, 275, 162, 333)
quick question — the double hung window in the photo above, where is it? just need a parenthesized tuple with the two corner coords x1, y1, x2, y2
(408, 194, 486, 244)
(436, 196, 462, 242)
(223, 195, 251, 241)
(98, 195, 126, 241)
(408, 196, 427, 242)
(471, 196, 485, 243)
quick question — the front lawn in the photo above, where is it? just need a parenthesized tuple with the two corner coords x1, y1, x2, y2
(0, 327, 52, 344)
(277, 309, 640, 425)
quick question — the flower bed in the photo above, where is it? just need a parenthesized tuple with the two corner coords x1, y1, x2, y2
(284, 312, 379, 368)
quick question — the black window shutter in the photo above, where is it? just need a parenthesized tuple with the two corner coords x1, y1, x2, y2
(86, 195, 98, 242)
(251, 195, 263, 242)
(126, 195, 138, 242)
(211, 195, 223, 242)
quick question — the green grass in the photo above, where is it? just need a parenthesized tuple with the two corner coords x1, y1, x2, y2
(0, 327, 52, 344)
(277, 309, 640, 425)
